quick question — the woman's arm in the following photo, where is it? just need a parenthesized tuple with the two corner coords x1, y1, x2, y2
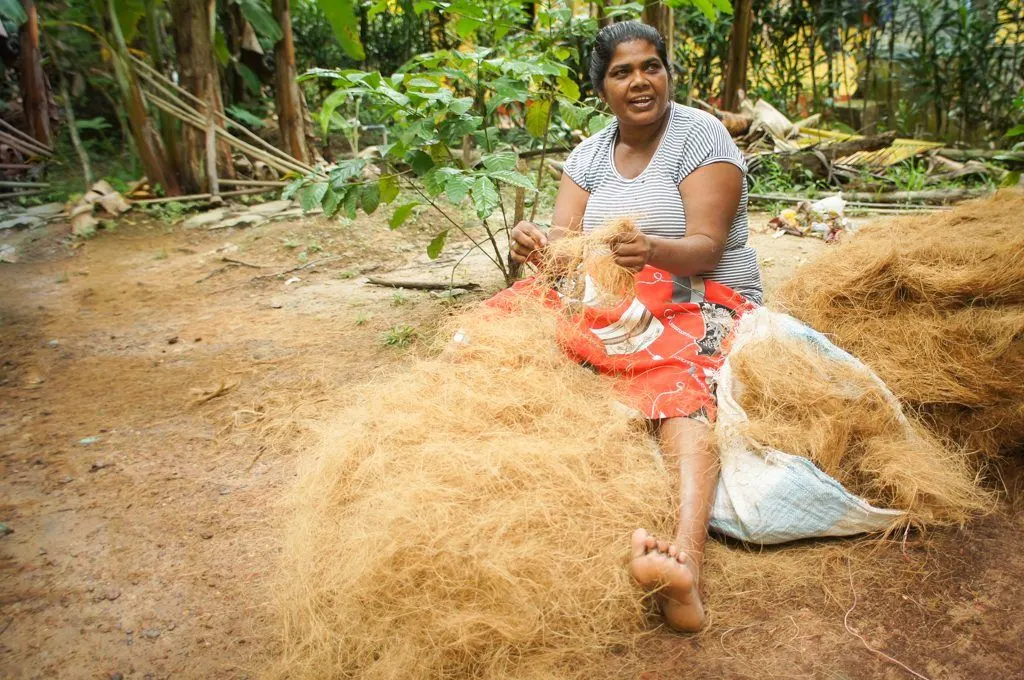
(610, 162, 742, 276)
(510, 173, 590, 265)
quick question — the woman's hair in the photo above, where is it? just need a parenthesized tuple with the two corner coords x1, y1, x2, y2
(588, 21, 671, 95)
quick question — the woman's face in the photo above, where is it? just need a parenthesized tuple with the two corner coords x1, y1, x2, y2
(600, 40, 670, 128)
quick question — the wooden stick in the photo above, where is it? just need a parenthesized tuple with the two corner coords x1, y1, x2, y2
(219, 179, 289, 187)
(129, 187, 273, 205)
(205, 76, 219, 197)
(935, 147, 1024, 163)
(137, 69, 307, 176)
(59, 76, 93, 186)
(0, 189, 46, 199)
(749, 191, 954, 206)
(0, 118, 53, 154)
(0, 163, 35, 170)
(145, 94, 311, 177)
(0, 130, 49, 157)
(222, 256, 270, 268)
(131, 55, 316, 174)
(365, 277, 480, 291)
(0, 180, 50, 188)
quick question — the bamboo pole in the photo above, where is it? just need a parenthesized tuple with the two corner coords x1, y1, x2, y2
(205, 75, 219, 196)
(144, 94, 312, 177)
(50, 44, 93, 185)
(0, 189, 46, 199)
(749, 192, 957, 210)
(0, 128, 51, 157)
(219, 179, 289, 187)
(130, 55, 315, 175)
(129, 187, 272, 205)
(0, 180, 50, 188)
(0, 118, 53, 154)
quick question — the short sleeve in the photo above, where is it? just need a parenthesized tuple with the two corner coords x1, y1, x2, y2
(561, 140, 595, 192)
(673, 110, 747, 184)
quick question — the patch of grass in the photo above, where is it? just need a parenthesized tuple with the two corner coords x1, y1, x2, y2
(749, 155, 798, 195)
(336, 270, 356, 279)
(391, 290, 408, 307)
(355, 312, 370, 326)
(55, 270, 69, 284)
(886, 159, 930, 192)
(154, 249, 168, 260)
(143, 201, 189, 221)
(381, 324, 416, 347)
(282, 240, 301, 250)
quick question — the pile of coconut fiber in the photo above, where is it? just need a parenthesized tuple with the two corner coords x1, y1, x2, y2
(272, 296, 677, 680)
(271, 211, 1003, 677)
(776, 190, 1024, 459)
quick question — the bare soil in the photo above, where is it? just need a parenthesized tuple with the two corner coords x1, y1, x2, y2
(1, 209, 1020, 680)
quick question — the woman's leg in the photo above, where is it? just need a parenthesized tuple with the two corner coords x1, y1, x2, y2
(629, 416, 719, 632)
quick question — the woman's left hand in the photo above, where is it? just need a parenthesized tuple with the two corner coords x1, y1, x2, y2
(609, 230, 655, 271)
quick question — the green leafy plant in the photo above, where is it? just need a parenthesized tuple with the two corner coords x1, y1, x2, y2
(382, 324, 417, 347)
(288, 3, 612, 285)
(886, 159, 931, 192)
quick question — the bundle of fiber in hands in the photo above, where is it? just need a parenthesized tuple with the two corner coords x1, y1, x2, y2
(775, 190, 1024, 458)
(539, 217, 639, 308)
(273, 295, 676, 680)
(726, 330, 988, 525)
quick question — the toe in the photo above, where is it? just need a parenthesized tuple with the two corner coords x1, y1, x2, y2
(644, 535, 657, 552)
(668, 544, 678, 558)
(630, 529, 648, 558)
(656, 540, 669, 553)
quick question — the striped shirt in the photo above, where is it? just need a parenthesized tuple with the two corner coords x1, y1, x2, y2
(563, 102, 763, 304)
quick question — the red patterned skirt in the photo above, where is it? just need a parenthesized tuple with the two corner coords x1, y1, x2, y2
(487, 266, 756, 422)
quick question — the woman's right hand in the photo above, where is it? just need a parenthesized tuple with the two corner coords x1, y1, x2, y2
(510, 221, 548, 266)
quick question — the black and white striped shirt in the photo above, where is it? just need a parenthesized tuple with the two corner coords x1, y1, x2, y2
(563, 102, 763, 304)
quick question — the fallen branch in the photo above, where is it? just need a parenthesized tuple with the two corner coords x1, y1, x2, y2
(0, 180, 50, 188)
(935, 148, 1024, 164)
(190, 380, 238, 406)
(223, 256, 270, 268)
(249, 255, 345, 282)
(692, 97, 753, 136)
(838, 188, 990, 204)
(0, 189, 46, 199)
(749, 193, 953, 211)
(366, 277, 480, 291)
(219, 179, 289, 187)
(779, 132, 899, 179)
(130, 188, 272, 205)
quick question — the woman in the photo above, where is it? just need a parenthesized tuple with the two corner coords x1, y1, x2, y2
(509, 21, 762, 633)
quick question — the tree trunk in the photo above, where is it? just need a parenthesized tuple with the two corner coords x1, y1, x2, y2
(272, 0, 309, 163)
(19, 0, 51, 147)
(641, 1, 673, 56)
(144, 0, 180, 178)
(169, 0, 235, 193)
(224, 2, 246, 105)
(106, 0, 180, 195)
(721, 0, 753, 112)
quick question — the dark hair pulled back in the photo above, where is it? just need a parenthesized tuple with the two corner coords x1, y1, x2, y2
(588, 20, 671, 96)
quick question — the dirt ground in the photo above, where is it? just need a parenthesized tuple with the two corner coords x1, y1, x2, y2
(1, 207, 1021, 680)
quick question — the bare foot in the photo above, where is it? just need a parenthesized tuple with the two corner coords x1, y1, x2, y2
(628, 528, 705, 632)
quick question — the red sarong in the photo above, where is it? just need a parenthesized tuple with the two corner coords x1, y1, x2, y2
(488, 265, 755, 422)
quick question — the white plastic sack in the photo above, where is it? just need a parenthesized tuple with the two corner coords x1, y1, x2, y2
(707, 308, 904, 544)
